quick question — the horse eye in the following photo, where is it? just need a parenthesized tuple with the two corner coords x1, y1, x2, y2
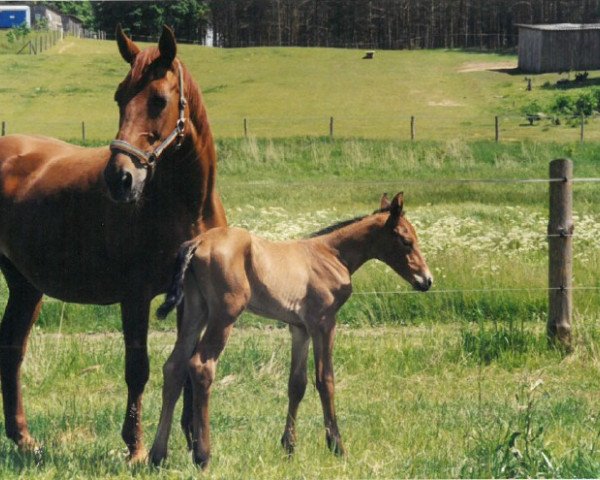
(148, 95, 167, 117)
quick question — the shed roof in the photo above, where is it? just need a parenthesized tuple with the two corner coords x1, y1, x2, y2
(516, 23, 600, 31)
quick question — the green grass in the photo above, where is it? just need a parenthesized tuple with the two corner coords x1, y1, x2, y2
(0, 324, 597, 479)
(2, 36, 600, 141)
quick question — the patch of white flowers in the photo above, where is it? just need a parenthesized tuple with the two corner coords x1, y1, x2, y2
(229, 205, 600, 263)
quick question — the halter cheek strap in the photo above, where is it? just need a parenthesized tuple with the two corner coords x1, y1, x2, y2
(109, 61, 187, 169)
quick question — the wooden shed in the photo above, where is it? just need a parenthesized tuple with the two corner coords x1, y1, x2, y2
(517, 23, 600, 73)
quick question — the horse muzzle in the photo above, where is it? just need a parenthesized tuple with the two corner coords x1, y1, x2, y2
(412, 274, 433, 292)
(103, 152, 148, 203)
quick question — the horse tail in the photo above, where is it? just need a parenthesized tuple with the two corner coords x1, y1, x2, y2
(157, 238, 201, 319)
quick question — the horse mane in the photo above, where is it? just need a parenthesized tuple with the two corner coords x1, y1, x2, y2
(309, 206, 391, 238)
(116, 47, 210, 138)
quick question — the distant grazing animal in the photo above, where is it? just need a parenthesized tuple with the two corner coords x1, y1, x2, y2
(0, 26, 226, 462)
(151, 193, 432, 467)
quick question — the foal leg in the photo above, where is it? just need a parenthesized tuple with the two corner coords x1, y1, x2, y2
(120, 296, 151, 463)
(311, 320, 345, 456)
(177, 303, 195, 452)
(0, 258, 43, 452)
(188, 318, 235, 468)
(150, 288, 207, 466)
(281, 324, 310, 455)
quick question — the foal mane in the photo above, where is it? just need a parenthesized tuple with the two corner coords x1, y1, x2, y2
(115, 47, 210, 137)
(309, 206, 391, 238)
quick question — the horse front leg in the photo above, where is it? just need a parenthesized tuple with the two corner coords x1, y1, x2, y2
(120, 296, 151, 463)
(150, 287, 207, 466)
(188, 319, 234, 468)
(281, 324, 310, 455)
(0, 258, 43, 454)
(311, 319, 345, 456)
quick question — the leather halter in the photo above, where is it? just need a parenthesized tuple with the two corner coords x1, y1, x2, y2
(109, 61, 187, 169)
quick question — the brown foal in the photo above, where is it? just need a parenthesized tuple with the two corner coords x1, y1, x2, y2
(150, 193, 432, 467)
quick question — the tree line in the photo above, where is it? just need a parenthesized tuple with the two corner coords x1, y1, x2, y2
(208, 0, 600, 49)
(40, 1, 600, 50)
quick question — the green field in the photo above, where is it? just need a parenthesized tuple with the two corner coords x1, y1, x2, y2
(0, 36, 599, 478)
(1, 36, 600, 142)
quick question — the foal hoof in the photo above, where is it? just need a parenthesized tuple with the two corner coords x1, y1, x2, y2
(148, 447, 167, 467)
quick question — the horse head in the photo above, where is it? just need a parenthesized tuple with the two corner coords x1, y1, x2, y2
(104, 25, 188, 203)
(375, 192, 433, 292)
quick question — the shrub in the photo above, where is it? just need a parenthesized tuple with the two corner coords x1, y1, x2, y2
(575, 91, 595, 116)
(521, 100, 543, 125)
(550, 95, 575, 115)
(6, 22, 31, 44)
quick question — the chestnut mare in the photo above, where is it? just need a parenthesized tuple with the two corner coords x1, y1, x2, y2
(152, 193, 432, 467)
(0, 26, 226, 461)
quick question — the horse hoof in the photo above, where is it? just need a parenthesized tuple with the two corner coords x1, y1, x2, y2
(193, 452, 210, 469)
(326, 436, 346, 457)
(126, 447, 148, 465)
(18, 438, 44, 465)
(280, 433, 295, 456)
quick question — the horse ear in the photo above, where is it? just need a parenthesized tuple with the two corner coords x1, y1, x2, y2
(116, 24, 140, 65)
(380, 193, 391, 209)
(390, 192, 404, 218)
(158, 25, 177, 66)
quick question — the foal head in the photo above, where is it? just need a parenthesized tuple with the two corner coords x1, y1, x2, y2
(104, 25, 190, 203)
(374, 193, 433, 292)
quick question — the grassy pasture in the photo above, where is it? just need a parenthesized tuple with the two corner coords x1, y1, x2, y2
(2, 36, 600, 141)
(0, 138, 597, 478)
(0, 37, 599, 478)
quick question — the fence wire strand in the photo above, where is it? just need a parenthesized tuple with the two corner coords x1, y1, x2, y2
(221, 177, 600, 188)
(353, 286, 600, 296)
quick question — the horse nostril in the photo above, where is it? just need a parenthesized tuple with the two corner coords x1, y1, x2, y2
(427, 277, 433, 288)
(121, 171, 133, 192)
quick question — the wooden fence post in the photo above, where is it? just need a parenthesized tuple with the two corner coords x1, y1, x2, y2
(329, 116, 334, 139)
(81, 121, 86, 143)
(1, 121, 5, 136)
(495, 115, 500, 143)
(243, 118, 248, 138)
(547, 158, 573, 349)
(410, 115, 415, 141)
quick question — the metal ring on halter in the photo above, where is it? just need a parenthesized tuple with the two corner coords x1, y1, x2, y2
(109, 61, 187, 168)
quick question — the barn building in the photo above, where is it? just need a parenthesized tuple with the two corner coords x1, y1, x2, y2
(517, 23, 600, 73)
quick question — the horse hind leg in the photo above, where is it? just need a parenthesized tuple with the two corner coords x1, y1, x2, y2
(310, 320, 345, 456)
(177, 302, 194, 452)
(0, 257, 43, 452)
(281, 324, 310, 455)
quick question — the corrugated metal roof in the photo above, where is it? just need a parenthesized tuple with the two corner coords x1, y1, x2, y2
(516, 23, 600, 31)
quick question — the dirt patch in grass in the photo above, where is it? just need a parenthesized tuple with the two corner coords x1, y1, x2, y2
(58, 42, 75, 54)
(428, 99, 464, 107)
(458, 61, 517, 73)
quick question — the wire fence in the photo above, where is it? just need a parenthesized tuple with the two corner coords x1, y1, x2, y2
(3, 112, 600, 143)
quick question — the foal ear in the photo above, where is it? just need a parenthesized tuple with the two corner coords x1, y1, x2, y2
(390, 192, 404, 218)
(380, 193, 391, 209)
(158, 25, 177, 67)
(116, 24, 140, 65)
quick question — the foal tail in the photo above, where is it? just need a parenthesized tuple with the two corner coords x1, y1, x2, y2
(156, 238, 200, 319)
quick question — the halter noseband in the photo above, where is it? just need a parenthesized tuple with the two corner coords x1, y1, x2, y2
(109, 61, 187, 169)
